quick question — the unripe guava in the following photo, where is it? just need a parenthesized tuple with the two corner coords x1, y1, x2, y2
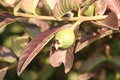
(55, 28, 75, 49)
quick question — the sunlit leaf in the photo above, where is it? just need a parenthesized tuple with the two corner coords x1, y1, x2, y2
(78, 73, 94, 80)
(80, 0, 95, 15)
(46, 0, 59, 9)
(95, 0, 107, 15)
(0, 46, 17, 63)
(17, 27, 61, 75)
(107, 0, 120, 15)
(11, 35, 29, 57)
(0, 67, 8, 80)
(20, 0, 39, 14)
(0, 0, 18, 7)
(53, 0, 80, 19)
(84, 4, 95, 16)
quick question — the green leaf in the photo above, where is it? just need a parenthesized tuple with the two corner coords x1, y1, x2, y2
(11, 36, 29, 57)
(108, 56, 120, 67)
(84, 4, 95, 16)
(79, 56, 107, 73)
(53, 0, 80, 19)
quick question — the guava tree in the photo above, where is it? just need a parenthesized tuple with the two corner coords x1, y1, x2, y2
(0, 0, 120, 80)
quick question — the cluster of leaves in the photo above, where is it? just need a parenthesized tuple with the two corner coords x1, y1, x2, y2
(1, 0, 120, 80)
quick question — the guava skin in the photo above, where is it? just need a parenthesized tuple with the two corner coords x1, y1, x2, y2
(55, 28, 75, 49)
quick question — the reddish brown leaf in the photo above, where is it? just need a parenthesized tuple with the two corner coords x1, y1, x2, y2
(64, 46, 74, 73)
(96, 0, 107, 15)
(92, 12, 119, 30)
(17, 27, 61, 75)
(50, 45, 74, 73)
(0, 13, 21, 27)
(107, 0, 120, 15)
(75, 30, 113, 53)
(102, 12, 119, 30)
(50, 47, 67, 67)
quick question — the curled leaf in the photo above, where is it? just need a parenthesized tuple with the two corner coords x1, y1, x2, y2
(50, 45, 74, 73)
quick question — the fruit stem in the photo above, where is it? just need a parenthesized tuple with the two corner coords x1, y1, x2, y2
(71, 20, 84, 31)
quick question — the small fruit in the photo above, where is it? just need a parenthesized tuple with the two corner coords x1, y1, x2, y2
(55, 28, 75, 49)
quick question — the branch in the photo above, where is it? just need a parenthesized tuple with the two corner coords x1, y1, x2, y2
(16, 12, 107, 21)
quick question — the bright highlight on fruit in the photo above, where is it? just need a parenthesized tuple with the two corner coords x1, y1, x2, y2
(55, 28, 75, 49)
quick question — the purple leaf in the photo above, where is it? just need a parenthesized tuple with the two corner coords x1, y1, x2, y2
(92, 12, 119, 30)
(17, 27, 60, 75)
(0, 13, 21, 27)
(50, 45, 74, 73)
(64, 46, 74, 73)
(96, 0, 107, 15)
(107, 0, 120, 15)
(102, 12, 119, 30)
(75, 30, 113, 53)
(0, 46, 17, 63)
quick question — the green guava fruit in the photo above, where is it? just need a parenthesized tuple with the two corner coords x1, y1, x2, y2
(55, 28, 75, 49)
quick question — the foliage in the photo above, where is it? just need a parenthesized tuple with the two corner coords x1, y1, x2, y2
(0, 0, 120, 80)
